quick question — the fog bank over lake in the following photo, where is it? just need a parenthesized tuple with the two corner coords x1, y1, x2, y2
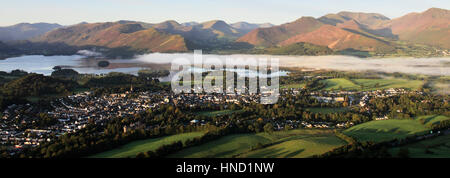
(0, 54, 449, 76)
(136, 53, 450, 76)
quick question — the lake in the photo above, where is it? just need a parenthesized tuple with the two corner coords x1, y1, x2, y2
(1, 53, 449, 77)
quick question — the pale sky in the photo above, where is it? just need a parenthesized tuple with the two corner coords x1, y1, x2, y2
(0, 0, 449, 26)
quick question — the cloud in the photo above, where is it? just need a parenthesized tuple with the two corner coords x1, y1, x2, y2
(77, 50, 102, 57)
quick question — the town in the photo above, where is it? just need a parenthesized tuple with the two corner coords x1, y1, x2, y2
(0, 84, 421, 155)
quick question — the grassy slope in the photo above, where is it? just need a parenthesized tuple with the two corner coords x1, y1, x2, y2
(343, 119, 430, 142)
(320, 78, 423, 91)
(239, 134, 345, 158)
(321, 78, 360, 90)
(169, 129, 343, 158)
(389, 134, 450, 158)
(90, 132, 204, 158)
(352, 78, 424, 90)
(416, 115, 450, 128)
(281, 83, 306, 89)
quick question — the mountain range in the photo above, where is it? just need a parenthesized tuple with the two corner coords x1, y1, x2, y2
(35, 22, 188, 52)
(381, 8, 450, 49)
(25, 20, 272, 53)
(239, 8, 449, 52)
(0, 8, 448, 57)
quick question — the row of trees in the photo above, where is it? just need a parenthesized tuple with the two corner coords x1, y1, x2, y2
(367, 93, 450, 118)
(2, 74, 77, 98)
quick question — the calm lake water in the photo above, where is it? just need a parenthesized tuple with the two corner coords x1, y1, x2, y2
(1, 54, 449, 77)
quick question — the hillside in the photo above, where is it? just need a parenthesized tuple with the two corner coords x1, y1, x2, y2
(319, 11, 390, 27)
(280, 25, 392, 51)
(380, 8, 450, 49)
(152, 20, 246, 48)
(35, 22, 188, 52)
(254, 42, 334, 55)
(2, 74, 78, 97)
(336, 20, 398, 39)
(0, 23, 62, 42)
(152, 20, 185, 31)
(0, 41, 21, 59)
(236, 17, 324, 47)
(199, 20, 244, 39)
(236, 8, 449, 53)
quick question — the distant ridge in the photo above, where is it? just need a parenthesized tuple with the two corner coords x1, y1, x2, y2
(236, 17, 324, 47)
(35, 22, 188, 52)
(280, 25, 392, 51)
(319, 11, 390, 27)
(380, 8, 450, 48)
(0, 23, 62, 42)
(231, 22, 274, 33)
(237, 8, 449, 51)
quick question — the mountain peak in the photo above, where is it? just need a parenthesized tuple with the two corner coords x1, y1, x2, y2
(319, 11, 390, 27)
(385, 7, 450, 49)
(425, 7, 448, 13)
(423, 7, 450, 17)
(293, 16, 317, 23)
(160, 20, 180, 26)
(237, 17, 323, 47)
(164, 20, 180, 24)
(201, 20, 229, 29)
(337, 11, 390, 20)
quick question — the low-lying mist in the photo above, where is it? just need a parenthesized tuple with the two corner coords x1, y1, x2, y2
(135, 53, 450, 76)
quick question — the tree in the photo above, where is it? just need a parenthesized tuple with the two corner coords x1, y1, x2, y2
(136, 152, 145, 158)
(263, 123, 274, 133)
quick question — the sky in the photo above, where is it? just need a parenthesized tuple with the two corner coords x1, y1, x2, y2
(0, 0, 449, 26)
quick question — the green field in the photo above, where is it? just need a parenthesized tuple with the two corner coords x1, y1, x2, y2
(321, 78, 360, 90)
(306, 107, 349, 114)
(343, 119, 430, 142)
(169, 129, 344, 158)
(320, 78, 424, 91)
(195, 110, 242, 117)
(239, 134, 345, 158)
(90, 132, 204, 158)
(281, 83, 306, 89)
(352, 78, 424, 90)
(389, 134, 450, 158)
(415, 115, 450, 128)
